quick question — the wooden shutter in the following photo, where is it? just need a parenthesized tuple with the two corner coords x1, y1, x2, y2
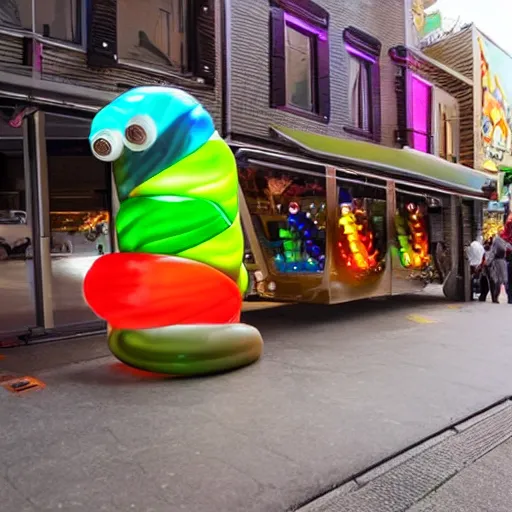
(189, 0, 215, 84)
(87, 0, 118, 67)
(370, 63, 381, 142)
(316, 36, 330, 122)
(269, 7, 285, 108)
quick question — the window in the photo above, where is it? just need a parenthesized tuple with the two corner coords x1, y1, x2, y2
(347, 54, 372, 132)
(35, 0, 82, 43)
(114, 0, 214, 82)
(269, 0, 330, 122)
(407, 72, 432, 153)
(395, 191, 432, 271)
(335, 173, 387, 278)
(238, 164, 327, 274)
(118, 0, 187, 71)
(0, 0, 31, 30)
(0, 0, 82, 44)
(438, 102, 457, 162)
(343, 27, 382, 141)
(285, 24, 313, 111)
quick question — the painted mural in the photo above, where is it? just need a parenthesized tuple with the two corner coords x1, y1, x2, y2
(478, 34, 512, 172)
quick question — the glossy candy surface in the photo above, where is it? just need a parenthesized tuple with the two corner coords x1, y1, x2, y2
(84, 253, 242, 329)
(84, 86, 263, 375)
(108, 324, 263, 376)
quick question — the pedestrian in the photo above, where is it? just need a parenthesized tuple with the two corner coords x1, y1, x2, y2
(467, 238, 485, 299)
(483, 226, 512, 303)
(478, 238, 495, 302)
(499, 215, 512, 304)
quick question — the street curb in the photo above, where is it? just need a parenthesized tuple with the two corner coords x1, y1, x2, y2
(293, 396, 512, 512)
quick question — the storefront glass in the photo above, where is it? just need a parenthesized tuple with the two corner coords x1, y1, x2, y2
(0, 136, 36, 332)
(238, 165, 327, 274)
(335, 177, 387, 277)
(0, 1, 83, 44)
(117, 0, 187, 73)
(46, 114, 112, 326)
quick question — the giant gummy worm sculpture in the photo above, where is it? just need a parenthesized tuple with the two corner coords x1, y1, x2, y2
(83, 86, 263, 376)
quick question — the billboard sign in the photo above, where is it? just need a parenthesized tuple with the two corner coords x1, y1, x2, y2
(408, 0, 440, 48)
(478, 34, 512, 171)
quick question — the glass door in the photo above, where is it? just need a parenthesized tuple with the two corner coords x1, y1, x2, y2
(0, 116, 36, 335)
(46, 113, 113, 327)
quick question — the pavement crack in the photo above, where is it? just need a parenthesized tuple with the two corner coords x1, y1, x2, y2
(199, 410, 300, 465)
(1, 472, 41, 511)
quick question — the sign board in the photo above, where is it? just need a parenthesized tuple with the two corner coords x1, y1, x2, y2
(477, 34, 512, 172)
(407, 0, 440, 48)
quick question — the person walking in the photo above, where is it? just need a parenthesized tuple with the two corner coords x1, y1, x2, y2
(500, 216, 512, 304)
(467, 238, 485, 300)
(478, 238, 496, 302)
(484, 225, 512, 303)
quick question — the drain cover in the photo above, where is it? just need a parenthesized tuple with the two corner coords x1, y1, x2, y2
(0, 376, 45, 394)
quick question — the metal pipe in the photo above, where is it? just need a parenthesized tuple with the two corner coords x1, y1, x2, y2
(224, 0, 233, 136)
(0, 89, 100, 112)
(0, 70, 116, 104)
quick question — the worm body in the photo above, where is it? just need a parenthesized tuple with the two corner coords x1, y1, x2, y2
(83, 86, 263, 376)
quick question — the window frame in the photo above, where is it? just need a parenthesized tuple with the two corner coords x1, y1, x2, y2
(269, 0, 330, 124)
(238, 161, 328, 276)
(0, 0, 86, 50)
(342, 26, 382, 143)
(284, 19, 316, 114)
(406, 71, 433, 154)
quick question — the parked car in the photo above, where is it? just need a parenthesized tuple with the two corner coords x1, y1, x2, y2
(0, 210, 31, 260)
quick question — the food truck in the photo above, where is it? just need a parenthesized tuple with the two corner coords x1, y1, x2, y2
(234, 126, 493, 304)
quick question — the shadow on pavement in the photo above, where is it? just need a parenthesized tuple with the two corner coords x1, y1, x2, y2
(0, 291, 450, 378)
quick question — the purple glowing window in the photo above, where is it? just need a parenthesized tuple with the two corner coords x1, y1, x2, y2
(284, 12, 327, 41)
(345, 44, 377, 64)
(409, 73, 432, 153)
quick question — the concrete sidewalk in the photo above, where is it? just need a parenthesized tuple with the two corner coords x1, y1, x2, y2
(302, 400, 512, 512)
(1, 293, 512, 512)
(410, 435, 512, 512)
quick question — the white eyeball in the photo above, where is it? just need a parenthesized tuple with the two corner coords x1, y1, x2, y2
(123, 115, 157, 152)
(90, 129, 124, 162)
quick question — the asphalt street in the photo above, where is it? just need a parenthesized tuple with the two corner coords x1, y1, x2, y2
(1, 293, 512, 511)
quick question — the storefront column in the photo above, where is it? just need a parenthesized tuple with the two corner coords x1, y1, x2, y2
(23, 111, 54, 329)
(111, 170, 119, 252)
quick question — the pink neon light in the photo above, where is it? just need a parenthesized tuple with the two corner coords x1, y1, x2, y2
(284, 12, 327, 41)
(410, 73, 431, 153)
(345, 44, 377, 64)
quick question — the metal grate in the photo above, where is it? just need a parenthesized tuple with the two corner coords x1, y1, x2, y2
(0, 375, 45, 394)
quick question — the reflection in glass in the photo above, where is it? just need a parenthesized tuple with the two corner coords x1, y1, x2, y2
(395, 195, 431, 270)
(35, 0, 82, 43)
(285, 24, 312, 112)
(336, 182, 386, 279)
(0, 0, 32, 30)
(46, 115, 112, 326)
(118, 0, 186, 71)
(0, 139, 36, 333)
(239, 165, 326, 273)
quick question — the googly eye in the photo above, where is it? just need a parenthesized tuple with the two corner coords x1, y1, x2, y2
(90, 129, 124, 162)
(123, 115, 157, 152)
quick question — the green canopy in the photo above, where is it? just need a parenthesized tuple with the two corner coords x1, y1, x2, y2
(271, 125, 493, 197)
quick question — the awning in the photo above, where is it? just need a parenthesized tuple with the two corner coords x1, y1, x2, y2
(271, 125, 494, 197)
